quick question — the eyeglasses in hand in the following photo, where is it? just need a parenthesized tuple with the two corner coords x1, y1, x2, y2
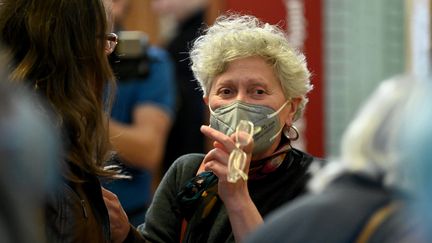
(227, 120, 254, 183)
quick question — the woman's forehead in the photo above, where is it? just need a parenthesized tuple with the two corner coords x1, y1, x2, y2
(212, 57, 280, 87)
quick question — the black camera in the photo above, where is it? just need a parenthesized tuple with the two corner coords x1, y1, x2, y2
(109, 31, 150, 81)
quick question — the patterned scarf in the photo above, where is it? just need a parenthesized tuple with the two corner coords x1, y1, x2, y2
(248, 139, 292, 180)
(176, 138, 293, 232)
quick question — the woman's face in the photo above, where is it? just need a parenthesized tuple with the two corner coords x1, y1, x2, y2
(205, 56, 298, 128)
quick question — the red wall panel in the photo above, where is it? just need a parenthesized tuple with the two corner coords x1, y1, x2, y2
(225, 0, 287, 28)
(303, 0, 324, 157)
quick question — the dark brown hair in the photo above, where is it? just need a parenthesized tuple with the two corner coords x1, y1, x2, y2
(0, 0, 117, 179)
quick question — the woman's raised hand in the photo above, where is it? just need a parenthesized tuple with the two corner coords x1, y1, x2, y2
(200, 125, 254, 204)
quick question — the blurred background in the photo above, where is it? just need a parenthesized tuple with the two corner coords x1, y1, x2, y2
(119, 0, 430, 159)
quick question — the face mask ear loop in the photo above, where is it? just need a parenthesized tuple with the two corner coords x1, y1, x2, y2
(208, 104, 221, 130)
(269, 124, 285, 142)
(267, 99, 291, 119)
(208, 104, 216, 116)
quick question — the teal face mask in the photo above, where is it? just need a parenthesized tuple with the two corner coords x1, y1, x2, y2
(209, 100, 289, 155)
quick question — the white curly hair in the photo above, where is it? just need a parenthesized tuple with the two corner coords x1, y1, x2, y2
(189, 14, 312, 121)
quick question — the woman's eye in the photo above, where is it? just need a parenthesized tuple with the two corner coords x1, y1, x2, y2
(222, 89, 231, 94)
(218, 88, 233, 95)
(254, 89, 265, 95)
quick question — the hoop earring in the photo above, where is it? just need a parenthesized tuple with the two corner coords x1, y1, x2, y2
(283, 125, 299, 141)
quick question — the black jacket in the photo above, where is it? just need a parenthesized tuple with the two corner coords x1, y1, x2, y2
(45, 164, 111, 243)
(125, 148, 322, 243)
(246, 173, 423, 243)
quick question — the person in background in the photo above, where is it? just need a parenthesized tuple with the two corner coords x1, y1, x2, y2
(103, 14, 324, 243)
(0, 0, 119, 241)
(151, 0, 210, 174)
(401, 76, 432, 242)
(104, 0, 176, 226)
(0, 53, 59, 243)
(245, 75, 428, 243)
(111, 0, 131, 31)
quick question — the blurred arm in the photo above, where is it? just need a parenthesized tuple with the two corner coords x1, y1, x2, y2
(109, 105, 172, 171)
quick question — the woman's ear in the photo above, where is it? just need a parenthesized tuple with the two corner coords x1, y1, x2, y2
(285, 97, 302, 126)
(203, 96, 209, 106)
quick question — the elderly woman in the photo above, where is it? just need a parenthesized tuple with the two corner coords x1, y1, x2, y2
(104, 14, 320, 243)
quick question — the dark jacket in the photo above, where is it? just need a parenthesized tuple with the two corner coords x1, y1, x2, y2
(45, 164, 111, 243)
(246, 173, 424, 243)
(125, 148, 322, 243)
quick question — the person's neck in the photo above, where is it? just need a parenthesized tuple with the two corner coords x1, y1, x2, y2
(251, 136, 285, 161)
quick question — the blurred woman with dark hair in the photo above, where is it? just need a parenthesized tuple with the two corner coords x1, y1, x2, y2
(0, 0, 119, 241)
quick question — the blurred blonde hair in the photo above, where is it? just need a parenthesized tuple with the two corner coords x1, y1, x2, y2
(309, 75, 422, 192)
(190, 14, 312, 121)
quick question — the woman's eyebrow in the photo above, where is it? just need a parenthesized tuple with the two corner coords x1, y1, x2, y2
(214, 79, 237, 87)
(246, 79, 269, 87)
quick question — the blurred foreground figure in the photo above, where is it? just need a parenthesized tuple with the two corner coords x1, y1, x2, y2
(401, 76, 432, 242)
(0, 0, 119, 241)
(0, 80, 59, 243)
(246, 75, 429, 243)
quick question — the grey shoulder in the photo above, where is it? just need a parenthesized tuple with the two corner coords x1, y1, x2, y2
(168, 153, 205, 178)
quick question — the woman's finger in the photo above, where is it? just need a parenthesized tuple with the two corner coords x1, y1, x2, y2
(102, 187, 117, 200)
(101, 187, 130, 243)
(204, 160, 227, 181)
(203, 147, 230, 165)
(201, 125, 236, 152)
(213, 141, 226, 151)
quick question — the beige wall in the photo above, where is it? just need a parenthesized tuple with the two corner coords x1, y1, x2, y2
(122, 0, 225, 45)
(122, 0, 160, 45)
